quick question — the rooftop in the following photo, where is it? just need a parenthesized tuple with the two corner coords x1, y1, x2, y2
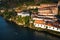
(40, 4, 57, 8)
(34, 19, 60, 28)
(34, 20, 45, 24)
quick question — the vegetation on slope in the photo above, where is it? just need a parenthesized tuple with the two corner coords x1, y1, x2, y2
(0, 0, 58, 9)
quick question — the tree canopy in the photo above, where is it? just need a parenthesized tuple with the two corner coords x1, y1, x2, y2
(0, 0, 58, 9)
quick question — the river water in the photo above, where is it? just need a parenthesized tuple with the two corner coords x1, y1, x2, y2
(0, 16, 60, 40)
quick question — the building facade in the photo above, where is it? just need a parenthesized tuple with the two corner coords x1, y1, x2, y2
(32, 4, 60, 32)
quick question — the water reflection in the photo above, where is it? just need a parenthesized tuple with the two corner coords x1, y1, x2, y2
(0, 16, 60, 40)
(33, 31, 60, 40)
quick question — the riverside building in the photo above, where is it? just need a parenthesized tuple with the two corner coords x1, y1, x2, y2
(32, 4, 60, 32)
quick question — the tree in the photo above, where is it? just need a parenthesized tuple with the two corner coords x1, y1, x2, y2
(23, 16, 30, 27)
(3, 10, 16, 19)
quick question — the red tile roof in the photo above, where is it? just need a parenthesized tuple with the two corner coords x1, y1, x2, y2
(34, 20, 60, 28)
(34, 20, 44, 24)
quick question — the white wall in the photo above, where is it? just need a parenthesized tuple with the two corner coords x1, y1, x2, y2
(17, 12, 30, 17)
(33, 18, 43, 20)
(34, 23, 60, 32)
(34, 23, 46, 29)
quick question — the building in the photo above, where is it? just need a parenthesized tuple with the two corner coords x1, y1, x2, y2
(27, 6, 40, 9)
(34, 19, 60, 32)
(58, 1, 60, 6)
(17, 11, 30, 17)
(38, 4, 58, 21)
(0, 9, 5, 13)
(32, 4, 60, 32)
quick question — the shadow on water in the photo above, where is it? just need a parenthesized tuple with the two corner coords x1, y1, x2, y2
(0, 16, 60, 40)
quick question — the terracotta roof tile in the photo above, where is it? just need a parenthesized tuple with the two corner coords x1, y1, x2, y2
(34, 20, 44, 24)
(34, 19, 60, 28)
(47, 23, 53, 27)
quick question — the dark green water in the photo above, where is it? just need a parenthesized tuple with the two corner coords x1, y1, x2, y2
(0, 16, 60, 40)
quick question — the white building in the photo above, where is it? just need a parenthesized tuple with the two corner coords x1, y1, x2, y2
(17, 12, 30, 17)
(33, 18, 60, 32)
(0, 10, 5, 13)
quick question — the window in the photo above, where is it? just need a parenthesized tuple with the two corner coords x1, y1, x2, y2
(49, 26, 51, 28)
(38, 24, 39, 27)
(57, 28, 58, 30)
(46, 26, 48, 29)
(53, 27, 54, 29)
(41, 24, 42, 27)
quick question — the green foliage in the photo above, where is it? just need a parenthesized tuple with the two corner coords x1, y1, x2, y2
(24, 16, 30, 27)
(30, 8, 38, 13)
(3, 11, 16, 19)
(3, 11, 11, 19)
(1, 0, 57, 9)
(25, 2, 35, 6)
(40, 0, 56, 3)
(17, 16, 30, 27)
(17, 16, 23, 23)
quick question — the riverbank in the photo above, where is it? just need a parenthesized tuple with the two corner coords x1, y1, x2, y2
(5, 18, 60, 37)
(0, 16, 60, 40)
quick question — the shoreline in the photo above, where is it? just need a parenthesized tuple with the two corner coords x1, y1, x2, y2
(5, 19, 60, 37)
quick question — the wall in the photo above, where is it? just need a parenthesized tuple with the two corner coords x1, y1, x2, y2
(34, 23, 60, 32)
(17, 12, 30, 17)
